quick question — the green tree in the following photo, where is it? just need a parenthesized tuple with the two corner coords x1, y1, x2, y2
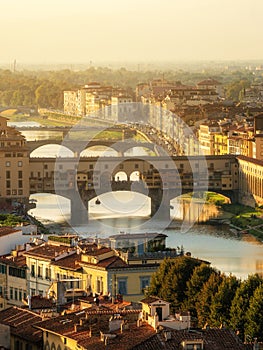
(184, 263, 216, 318)
(245, 284, 263, 342)
(196, 271, 223, 327)
(148, 256, 203, 311)
(210, 274, 240, 327)
(230, 274, 263, 340)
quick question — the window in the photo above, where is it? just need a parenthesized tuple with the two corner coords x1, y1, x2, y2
(135, 164, 139, 169)
(18, 170, 23, 178)
(9, 266, 26, 279)
(18, 161, 23, 167)
(12, 189, 17, 195)
(0, 286, 3, 296)
(117, 278, 127, 295)
(6, 181, 10, 189)
(18, 190, 23, 195)
(45, 267, 51, 280)
(31, 288, 36, 296)
(10, 287, 13, 299)
(140, 276, 150, 292)
(18, 180, 23, 188)
(89, 164, 93, 170)
(0, 264, 6, 274)
(31, 264, 35, 277)
(6, 161, 10, 167)
(19, 290, 22, 301)
(38, 265, 42, 278)
(44, 164, 48, 169)
(6, 170, 10, 179)
(14, 289, 18, 300)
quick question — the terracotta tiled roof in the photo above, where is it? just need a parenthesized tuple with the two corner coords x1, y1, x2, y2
(0, 227, 21, 237)
(0, 254, 26, 267)
(133, 328, 246, 350)
(23, 243, 73, 260)
(87, 247, 112, 256)
(23, 295, 56, 310)
(97, 256, 127, 268)
(36, 311, 154, 350)
(80, 256, 127, 269)
(0, 307, 43, 344)
(51, 252, 82, 271)
(140, 296, 162, 305)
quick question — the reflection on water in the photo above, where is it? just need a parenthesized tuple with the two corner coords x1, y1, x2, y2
(170, 198, 220, 223)
(28, 192, 263, 279)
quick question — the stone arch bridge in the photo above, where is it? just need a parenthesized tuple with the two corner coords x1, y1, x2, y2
(29, 154, 240, 224)
(28, 139, 158, 156)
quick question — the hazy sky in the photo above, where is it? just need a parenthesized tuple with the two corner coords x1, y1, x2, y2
(0, 0, 263, 64)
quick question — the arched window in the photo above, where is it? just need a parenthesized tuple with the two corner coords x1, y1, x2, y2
(44, 341, 50, 350)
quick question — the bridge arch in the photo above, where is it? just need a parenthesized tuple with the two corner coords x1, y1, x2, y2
(30, 144, 74, 158)
(114, 171, 128, 182)
(89, 191, 151, 219)
(80, 145, 118, 157)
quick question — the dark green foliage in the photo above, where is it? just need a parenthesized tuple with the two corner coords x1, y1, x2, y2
(195, 271, 223, 327)
(147, 256, 203, 311)
(245, 284, 263, 342)
(0, 214, 25, 226)
(230, 274, 263, 341)
(209, 274, 240, 327)
(184, 263, 216, 317)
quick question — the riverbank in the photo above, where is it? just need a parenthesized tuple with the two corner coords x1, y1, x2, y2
(220, 203, 263, 242)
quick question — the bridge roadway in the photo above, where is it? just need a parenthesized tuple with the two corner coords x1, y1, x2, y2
(29, 154, 240, 225)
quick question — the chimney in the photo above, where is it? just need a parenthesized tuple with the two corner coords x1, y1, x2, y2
(164, 330, 171, 341)
(28, 295, 32, 310)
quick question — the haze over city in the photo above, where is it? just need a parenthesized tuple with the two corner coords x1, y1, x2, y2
(1, 0, 263, 65)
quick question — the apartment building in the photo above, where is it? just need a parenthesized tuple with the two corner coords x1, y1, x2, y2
(0, 116, 30, 210)
(63, 83, 132, 118)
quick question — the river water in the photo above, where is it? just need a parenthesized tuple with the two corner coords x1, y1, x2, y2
(11, 121, 263, 280)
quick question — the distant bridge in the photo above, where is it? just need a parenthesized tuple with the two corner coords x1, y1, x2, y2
(28, 139, 158, 156)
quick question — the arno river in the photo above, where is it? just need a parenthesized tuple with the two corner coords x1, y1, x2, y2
(10, 121, 263, 280)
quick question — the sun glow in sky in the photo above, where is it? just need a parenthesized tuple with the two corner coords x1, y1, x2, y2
(0, 0, 262, 64)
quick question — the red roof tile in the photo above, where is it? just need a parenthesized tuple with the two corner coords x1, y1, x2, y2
(0, 307, 43, 344)
(0, 227, 21, 238)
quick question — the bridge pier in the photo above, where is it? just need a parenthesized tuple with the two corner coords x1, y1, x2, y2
(150, 189, 171, 221)
(70, 194, 88, 226)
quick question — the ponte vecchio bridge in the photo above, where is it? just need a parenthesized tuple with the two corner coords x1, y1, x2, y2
(29, 154, 242, 224)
